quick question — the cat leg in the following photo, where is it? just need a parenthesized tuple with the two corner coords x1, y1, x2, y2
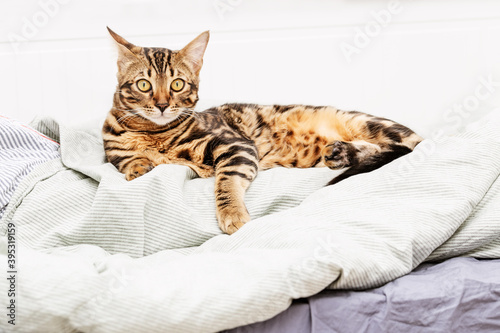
(213, 146, 259, 234)
(323, 141, 412, 185)
(214, 173, 252, 234)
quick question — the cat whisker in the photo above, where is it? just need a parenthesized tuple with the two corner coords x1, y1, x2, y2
(116, 113, 139, 126)
(176, 108, 201, 121)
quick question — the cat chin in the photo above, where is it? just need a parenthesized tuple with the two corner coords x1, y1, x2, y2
(147, 114, 178, 126)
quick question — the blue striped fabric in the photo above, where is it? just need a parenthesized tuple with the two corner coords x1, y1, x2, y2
(0, 116, 61, 219)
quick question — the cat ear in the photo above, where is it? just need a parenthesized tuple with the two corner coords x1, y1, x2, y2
(178, 31, 210, 75)
(107, 27, 142, 70)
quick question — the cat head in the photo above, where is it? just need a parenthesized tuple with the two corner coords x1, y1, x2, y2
(108, 27, 209, 126)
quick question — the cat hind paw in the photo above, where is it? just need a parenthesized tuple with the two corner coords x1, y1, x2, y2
(323, 141, 357, 169)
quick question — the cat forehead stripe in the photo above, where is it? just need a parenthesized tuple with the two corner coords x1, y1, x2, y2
(144, 48, 172, 75)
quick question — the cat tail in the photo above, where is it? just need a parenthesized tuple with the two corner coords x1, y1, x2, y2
(326, 144, 413, 186)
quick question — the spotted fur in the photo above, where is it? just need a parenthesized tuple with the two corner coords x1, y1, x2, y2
(103, 29, 423, 234)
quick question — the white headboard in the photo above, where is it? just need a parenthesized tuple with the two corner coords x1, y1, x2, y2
(1, 0, 500, 138)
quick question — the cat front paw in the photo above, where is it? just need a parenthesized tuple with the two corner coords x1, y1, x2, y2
(217, 207, 250, 235)
(323, 141, 357, 169)
(124, 159, 155, 181)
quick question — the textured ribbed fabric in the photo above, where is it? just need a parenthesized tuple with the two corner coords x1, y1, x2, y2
(0, 116, 60, 219)
(0, 110, 500, 333)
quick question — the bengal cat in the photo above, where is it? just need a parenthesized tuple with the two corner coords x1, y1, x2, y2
(102, 28, 422, 234)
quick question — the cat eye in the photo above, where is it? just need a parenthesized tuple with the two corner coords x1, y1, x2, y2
(137, 79, 151, 92)
(171, 78, 185, 92)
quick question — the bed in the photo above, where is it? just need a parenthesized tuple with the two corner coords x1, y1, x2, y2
(224, 257, 500, 332)
(1, 109, 500, 332)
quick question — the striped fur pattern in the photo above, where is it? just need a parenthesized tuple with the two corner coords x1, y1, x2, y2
(103, 29, 423, 234)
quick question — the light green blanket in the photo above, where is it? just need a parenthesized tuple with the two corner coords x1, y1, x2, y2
(1, 110, 500, 332)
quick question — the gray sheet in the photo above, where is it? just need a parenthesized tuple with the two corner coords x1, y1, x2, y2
(226, 257, 500, 332)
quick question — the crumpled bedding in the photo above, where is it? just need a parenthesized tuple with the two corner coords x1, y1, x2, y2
(1, 109, 500, 333)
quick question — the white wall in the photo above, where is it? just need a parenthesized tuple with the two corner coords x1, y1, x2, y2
(1, 0, 500, 138)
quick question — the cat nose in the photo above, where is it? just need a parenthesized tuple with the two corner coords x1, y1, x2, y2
(156, 103, 169, 113)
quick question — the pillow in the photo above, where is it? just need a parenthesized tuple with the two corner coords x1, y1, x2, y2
(0, 116, 61, 219)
